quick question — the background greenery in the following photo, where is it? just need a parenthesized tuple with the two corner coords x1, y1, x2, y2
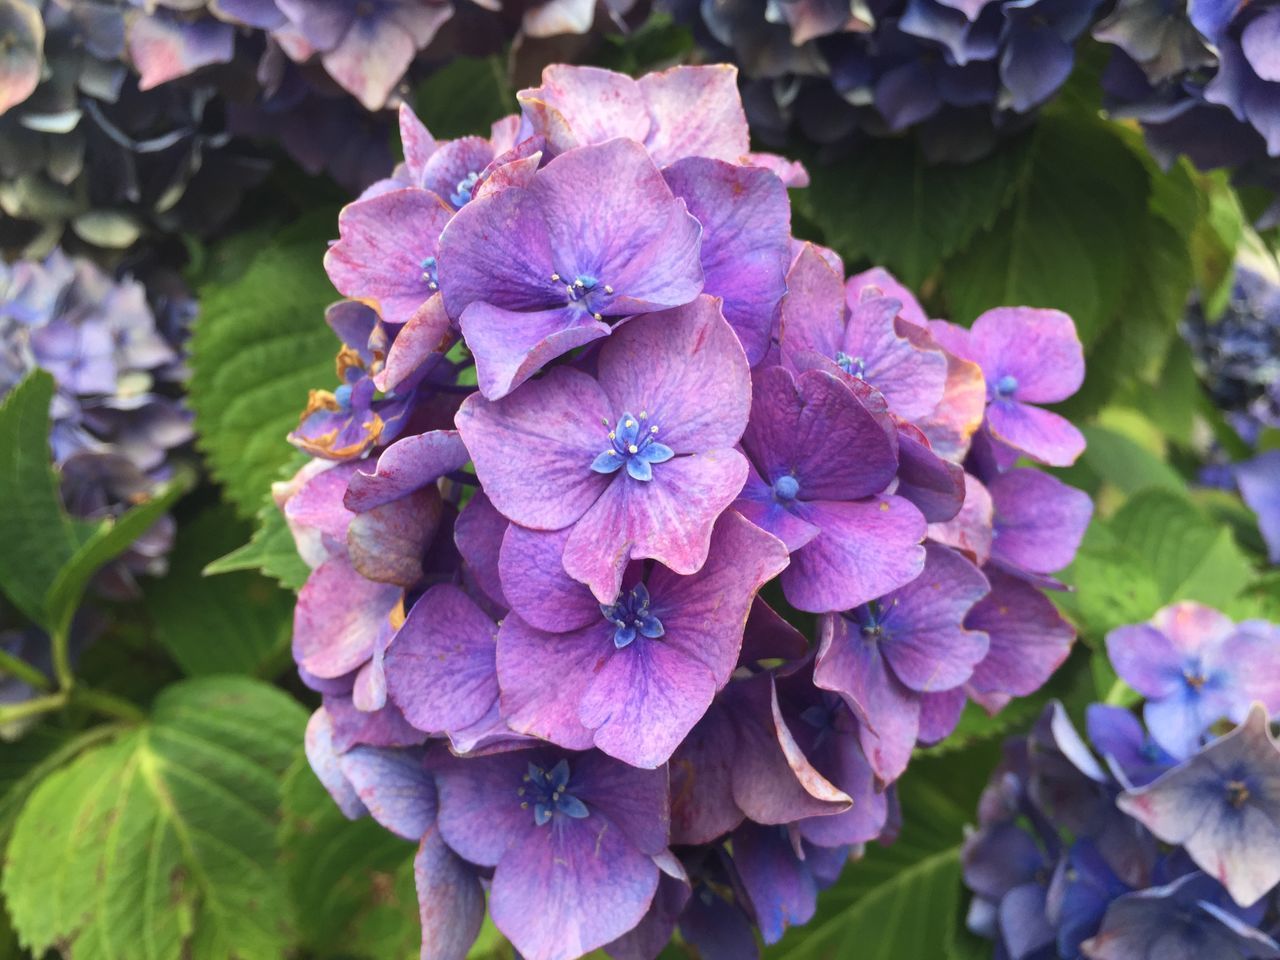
(0, 35, 1276, 960)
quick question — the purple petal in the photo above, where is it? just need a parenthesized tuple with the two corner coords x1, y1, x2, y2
(496, 616, 600, 750)
(490, 812, 659, 960)
(346, 430, 469, 512)
(966, 568, 1074, 698)
(1243, 10, 1280, 82)
(453, 491, 509, 609)
(338, 745, 436, 840)
(988, 467, 1092, 575)
(498, 525, 599, 632)
(383, 585, 499, 735)
(595, 297, 751, 452)
(461, 303, 611, 401)
(128, 13, 235, 90)
(1235, 451, 1280, 563)
(743, 366, 899, 501)
(894, 423, 966, 523)
(430, 748, 532, 868)
(927, 472, 994, 565)
(814, 613, 920, 783)
(780, 244, 847, 367)
(846, 267, 928, 325)
(1118, 705, 1280, 908)
(840, 290, 948, 420)
(346, 487, 439, 587)
(517, 66, 650, 156)
(455, 366, 611, 529)
(732, 823, 818, 944)
(783, 497, 927, 614)
(637, 65, 751, 166)
(294, 555, 400, 679)
(1105, 624, 1184, 700)
(561, 450, 749, 603)
(969, 307, 1084, 404)
(670, 700, 744, 844)
(661, 160, 790, 365)
(733, 463, 823, 553)
(986, 400, 1086, 467)
(324, 188, 454, 326)
(918, 687, 967, 744)
(305, 708, 368, 819)
(415, 829, 486, 960)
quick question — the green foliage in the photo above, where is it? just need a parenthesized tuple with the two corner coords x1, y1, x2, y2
(941, 110, 1148, 349)
(204, 498, 310, 591)
(794, 135, 1028, 288)
(187, 215, 341, 519)
(415, 58, 513, 140)
(0, 371, 192, 652)
(145, 507, 294, 677)
(0, 371, 89, 624)
(4, 677, 305, 960)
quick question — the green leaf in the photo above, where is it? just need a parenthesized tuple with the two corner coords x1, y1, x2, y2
(0, 724, 124, 848)
(204, 499, 309, 591)
(1110, 489, 1258, 608)
(1057, 523, 1163, 640)
(415, 57, 512, 141)
(42, 469, 192, 645)
(4, 677, 305, 960)
(1079, 425, 1186, 495)
(188, 213, 342, 519)
(765, 748, 996, 960)
(942, 111, 1148, 348)
(0, 371, 83, 623)
(794, 135, 1029, 288)
(1189, 172, 1246, 318)
(145, 506, 294, 677)
(278, 758, 419, 960)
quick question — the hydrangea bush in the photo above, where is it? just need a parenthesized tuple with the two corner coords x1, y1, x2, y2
(660, 0, 1105, 161)
(278, 62, 1094, 959)
(963, 601, 1280, 959)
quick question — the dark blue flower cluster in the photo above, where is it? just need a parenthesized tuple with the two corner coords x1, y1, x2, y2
(963, 601, 1280, 959)
(1183, 250, 1280, 564)
(1094, 0, 1280, 223)
(663, 0, 1105, 161)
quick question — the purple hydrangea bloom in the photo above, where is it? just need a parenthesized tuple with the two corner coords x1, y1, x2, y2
(733, 364, 928, 613)
(815, 542, 990, 781)
(457, 299, 751, 601)
(432, 745, 671, 960)
(496, 511, 788, 768)
(1106, 602, 1280, 759)
(282, 65, 1098, 959)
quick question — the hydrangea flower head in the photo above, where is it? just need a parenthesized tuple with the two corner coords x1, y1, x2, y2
(1106, 602, 1280, 759)
(964, 603, 1280, 960)
(282, 64, 1098, 960)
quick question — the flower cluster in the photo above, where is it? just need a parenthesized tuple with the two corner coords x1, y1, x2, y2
(963, 601, 1280, 959)
(661, 0, 1104, 162)
(1093, 0, 1280, 222)
(0, 0, 271, 256)
(0, 0, 635, 255)
(1183, 250, 1280, 564)
(281, 63, 1092, 959)
(0, 248, 192, 594)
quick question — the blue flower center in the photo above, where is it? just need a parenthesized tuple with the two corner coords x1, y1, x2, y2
(600, 582, 664, 649)
(518, 759, 589, 826)
(420, 256, 439, 292)
(848, 598, 898, 641)
(835, 351, 867, 378)
(995, 374, 1018, 398)
(334, 384, 353, 410)
(773, 474, 800, 501)
(591, 411, 675, 482)
(551, 271, 613, 320)
(451, 171, 480, 207)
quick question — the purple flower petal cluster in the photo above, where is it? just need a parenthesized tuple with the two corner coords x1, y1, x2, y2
(662, 0, 1106, 161)
(0, 249, 193, 595)
(963, 602, 1280, 959)
(1093, 0, 1280, 214)
(281, 63, 1092, 960)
